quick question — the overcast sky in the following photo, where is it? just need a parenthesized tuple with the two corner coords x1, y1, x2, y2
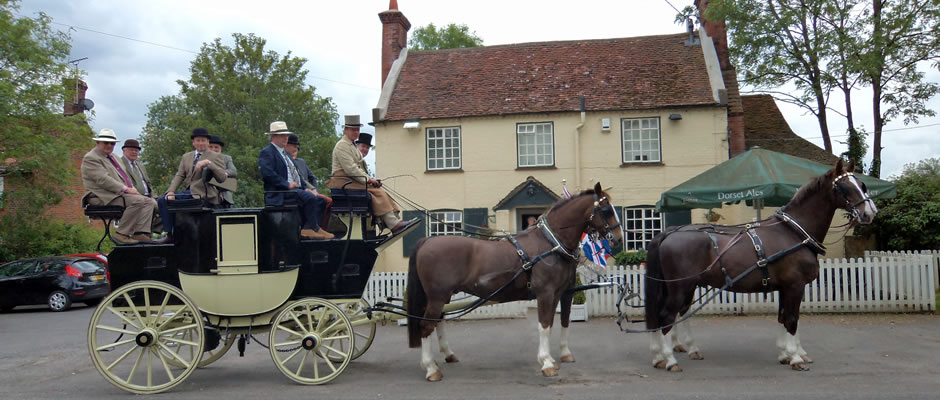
(17, 0, 940, 178)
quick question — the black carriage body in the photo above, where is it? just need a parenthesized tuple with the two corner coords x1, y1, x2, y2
(107, 206, 380, 300)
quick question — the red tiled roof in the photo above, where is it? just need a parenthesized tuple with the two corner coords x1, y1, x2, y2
(741, 94, 839, 165)
(383, 33, 718, 121)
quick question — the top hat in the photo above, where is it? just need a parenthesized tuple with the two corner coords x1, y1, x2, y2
(355, 132, 374, 148)
(122, 139, 141, 149)
(191, 127, 211, 139)
(266, 121, 293, 135)
(287, 134, 300, 146)
(344, 115, 363, 128)
(209, 135, 225, 147)
(93, 129, 119, 143)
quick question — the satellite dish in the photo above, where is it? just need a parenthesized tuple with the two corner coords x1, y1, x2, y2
(80, 98, 95, 111)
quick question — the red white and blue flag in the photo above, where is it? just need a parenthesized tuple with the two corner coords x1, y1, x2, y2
(562, 183, 611, 268)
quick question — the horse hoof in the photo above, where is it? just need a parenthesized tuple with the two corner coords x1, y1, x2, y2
(653, 360, 667, 369)
(560, 354, 576, 363)
(673, 345, 688, 353)
(426, 371, 443, 382)
(445, 354, 459, 363)
(542, 367, 558, 377)
(801, 355, 814, 364)
(688, 352, 704, 360)
(779, 359, 789, 365)
(667, 364, 683, 372)
(791, 363, 810, 372)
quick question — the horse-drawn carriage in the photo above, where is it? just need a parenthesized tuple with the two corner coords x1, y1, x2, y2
(84, 188, 414, 394)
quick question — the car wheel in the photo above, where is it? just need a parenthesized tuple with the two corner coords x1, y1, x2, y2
(83, 297, 102, 307)
(47, 290, 71, 312)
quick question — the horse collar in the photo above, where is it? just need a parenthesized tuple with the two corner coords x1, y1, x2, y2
(537, 217, 579, 260)
(775, 211, 827, 255)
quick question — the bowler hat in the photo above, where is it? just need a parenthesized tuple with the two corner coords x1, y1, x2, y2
(355, 132, 374, 148)
(344, 115, 363, 127)
(93, 129, 119, 143)
(209, 135, 225, 147)
(287, 134, 300, 146)
(122, 139, 141, 149)
(191, 127, 210, 139)
(266, 121, 293, 135)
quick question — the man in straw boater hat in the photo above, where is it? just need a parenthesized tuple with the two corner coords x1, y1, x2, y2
(327, 115, 417, 234)
(285, 134, 333, 229)
(80, 129, 157, 244)
(157, 127, 228, 236)
(258, 121, 333, 240)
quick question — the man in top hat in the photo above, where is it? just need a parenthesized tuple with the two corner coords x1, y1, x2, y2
(157, 128, 228, 235)
(355, 132, 373, 176)
(118, 139, 162, 233)
(259, 121, 333, 240)
(80, 129, 157, 244)
(285, 134, 333, 229)
(327, 115, 417, 234)
(208, 135, 237, 207)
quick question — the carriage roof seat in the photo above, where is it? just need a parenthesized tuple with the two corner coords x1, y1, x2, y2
(329, 188, 371, 215)
(82, 193, 125, 220)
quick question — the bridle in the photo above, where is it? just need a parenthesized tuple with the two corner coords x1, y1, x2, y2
(832, 172, 874, 221)
(588, 193, 622, 242)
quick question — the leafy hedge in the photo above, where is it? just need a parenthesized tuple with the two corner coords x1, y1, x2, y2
(613, 250, 648, 266)
(0, 215, 112, 264)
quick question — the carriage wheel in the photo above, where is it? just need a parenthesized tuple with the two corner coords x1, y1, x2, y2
(164, 327, 236, 368)
(326, 299, 376, 361)
(87, 281, 204, 394)
(269, 298, 354, 385)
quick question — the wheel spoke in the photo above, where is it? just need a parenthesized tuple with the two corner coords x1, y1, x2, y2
(288, 311, 307, 335)
(156, 306, 186, 331)
(321, 333, 350, 342)
(95, 324, 138, 336)
(96, 337, 137, 352)
(159, 323, 199, 336)
(296, 349, 309, 376)
(127, 346, 146, 383)
(274, 339, 302, 348)
(320, 344, 348, 360)
(154, 345, 176, 382)
(314, 307, 327, 331)
(318, 349, 339, 373)
(318, 319, 344, 336)
(354, 331, 370, 340)
(122, 293, 145, 328)
(106, 306, 142, 330)
(143, 288, 151, 327)
(157, 341, 190, 369)
(275, 324, 303, 338)
(162, 337, 199, 348)
(278, 347, 303, 366)
(147, 345, 153, 387)
(106, 344, 139, 372)
(154, 289, 170, 327)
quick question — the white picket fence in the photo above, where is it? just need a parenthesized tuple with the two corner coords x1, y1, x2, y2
(865, 250, 940, 288)
(363, 272, 527, 320)
(361, 255, 936, 321)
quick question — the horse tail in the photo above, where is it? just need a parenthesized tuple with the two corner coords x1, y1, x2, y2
(407, 237, 430, 348)
(644, 234, 668, 330)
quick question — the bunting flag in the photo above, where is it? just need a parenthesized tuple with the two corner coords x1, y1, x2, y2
(563, 183, 611, 268)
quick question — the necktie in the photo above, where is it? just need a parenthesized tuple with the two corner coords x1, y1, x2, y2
(192, 152, 202, 174)
(107, 155, 133, 188)
(132, 161, 151, 196)
(283, 150, 300, 185)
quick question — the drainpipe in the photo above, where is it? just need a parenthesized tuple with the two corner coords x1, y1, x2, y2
(575, 96, 585, 191)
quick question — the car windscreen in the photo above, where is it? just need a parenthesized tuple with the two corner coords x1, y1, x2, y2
(71, 260, 106, 273)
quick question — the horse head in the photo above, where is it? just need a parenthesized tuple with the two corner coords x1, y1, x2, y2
(588, 182, 624, 249)
(829, 159, 878, 224)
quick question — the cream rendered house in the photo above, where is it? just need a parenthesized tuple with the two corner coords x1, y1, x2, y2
(369, 3, 843, 272)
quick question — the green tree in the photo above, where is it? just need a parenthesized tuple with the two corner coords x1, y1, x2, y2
(140, 33, 339, 207)
(870, 158, 940, 250)
(0, 0, 94, 261)
(408, 23, 483, 50)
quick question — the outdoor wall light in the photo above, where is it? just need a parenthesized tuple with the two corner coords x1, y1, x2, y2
(669, 113, 682, 121)
(403, 120, 420, 130)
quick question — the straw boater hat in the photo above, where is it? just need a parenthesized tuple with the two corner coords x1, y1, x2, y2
(266, 121, 293, 135)
(122, 139, 141, 149)
(344, 115, 363, 128)
(93, 129, 119, 143)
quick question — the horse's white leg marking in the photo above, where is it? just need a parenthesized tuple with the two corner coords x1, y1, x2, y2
(777, 327, 803, 366)
(436, 321, 457, 361)
(776, 325, 789, 363)
(794, 332, 811, 362)
(649, 331, 666, 365)
(674, 319, 701, 356)
(537, 324, 556, 371)
(420, 336, 440, 380)
(559, 325, 574, 362)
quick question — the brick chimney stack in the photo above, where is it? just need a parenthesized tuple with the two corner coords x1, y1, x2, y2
(64, 79, 89, 116)
(695, 0, 746, 156)
(378, 0, 410, 88)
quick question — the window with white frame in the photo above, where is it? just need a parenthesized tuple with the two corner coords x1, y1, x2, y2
(622, 117, 661, 163)
(623, 206, 662, 250)
(426, 127, 461, 170)
(517, 122, 554, 167)
(428, 211, 463, 236)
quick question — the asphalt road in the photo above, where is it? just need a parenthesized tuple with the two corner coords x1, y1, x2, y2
(1, 304, 938, 399)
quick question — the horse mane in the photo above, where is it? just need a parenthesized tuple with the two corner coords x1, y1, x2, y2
(548, 189, 596, 214)
(782, 170, 833, 211)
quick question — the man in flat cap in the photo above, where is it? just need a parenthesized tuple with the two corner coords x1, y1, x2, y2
(80, 129, 156, 244)
(328, 115, 417, 234)
(209, 135, 237, 207)
(259, 121, 333, 240)
(157, 127, 228, 235)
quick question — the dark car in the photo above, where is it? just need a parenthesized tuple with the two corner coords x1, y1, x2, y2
(0, 256, 110, 312)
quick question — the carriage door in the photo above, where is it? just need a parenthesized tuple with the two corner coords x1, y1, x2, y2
(216, 215, 259, 274)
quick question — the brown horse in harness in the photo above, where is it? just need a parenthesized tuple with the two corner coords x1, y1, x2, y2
(406, 182, 623, 381)
(644, 159, 878, 372)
